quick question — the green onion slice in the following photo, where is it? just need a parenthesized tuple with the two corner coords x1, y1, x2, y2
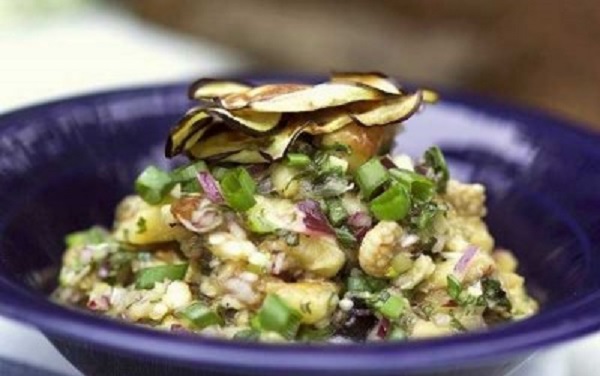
(389, 168, 435, 202)
(170, 161, 207, 182)
(219, 167, 257, 211)
(252, 294, 302, 339)
(135, 263, 188, 289)
(135, 166, 174, 205)
(355, 158, 389, 199)
(177, 301, 222, 329)
(285, 153, 312, 168)
(369, 183, 411, 221)
(376, 293, 406, 319)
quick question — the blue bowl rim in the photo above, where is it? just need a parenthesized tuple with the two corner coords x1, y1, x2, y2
(0, 75, 600, 373)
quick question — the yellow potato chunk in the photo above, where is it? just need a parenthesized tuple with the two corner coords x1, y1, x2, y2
(113, 196, 186, 245)
(265, 280, 339, 324)
(286, 235, 346, 278)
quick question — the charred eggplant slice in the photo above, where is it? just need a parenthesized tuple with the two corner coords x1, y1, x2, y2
(350, 91, 423, 127)
(167, 74, 432, 161)
(207, 108, 283, 135)
(188, 78, 252, 100)
(330, 72, 401, 95)
(188, 123, 307, 163)
(165, 108, 214, 158)
(220, 84, 310, 110)
(247, 83, 386, 113)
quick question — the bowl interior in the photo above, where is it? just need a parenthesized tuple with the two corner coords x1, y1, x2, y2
(0, 79, 599, 372)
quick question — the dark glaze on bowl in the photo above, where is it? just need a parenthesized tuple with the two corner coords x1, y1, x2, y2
(0, 75, 599, 376)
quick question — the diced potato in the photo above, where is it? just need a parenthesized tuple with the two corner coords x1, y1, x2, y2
(265, 281, 339, 324)
(113, 196, 186, 245)
(411, 319, 454, 338)
(271, 164, 300, 198)
(286, 235, 346, 278)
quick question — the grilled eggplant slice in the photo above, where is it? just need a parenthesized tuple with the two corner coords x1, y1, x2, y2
(207, 108, 283, 134)
(330, 72, 401, 95)
(188, 79, 252, 100)
(246, 83, 386, 113)
(220, 84, 310, 110)
(165, 108, 214, 158)
(188, 123, 307, 163)
(350, 91, 423, 127)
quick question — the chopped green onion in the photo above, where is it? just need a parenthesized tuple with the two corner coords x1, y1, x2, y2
(355, 158, 389, 198)
(286, 153, 311, 168)
(335, 226, 357, 248)
(135, 166, 174, 204)
(369, 183, 411, 221)
(65, 226, 109, 248)
(211, 166, 229, 181)
(424, 146, 449, 193)
(376, 293, 406, 319)
(388, 326, 407, 340)
(177, 302, 222, 329)
(219, 167, 257, 212)
(135, 263, 188, 289)
(326, 198, 348, 226)
(170, 161, 207, 182)
(389, 168, 436, 202)
(252, 294, 302, 339)
(233, 329, 261, 341)
(346, 269, 387, 293)
(321, 155, 349, 175)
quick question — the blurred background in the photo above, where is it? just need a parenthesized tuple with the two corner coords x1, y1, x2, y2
(0, 1, 599, 375)
(1, 0, 600, 129)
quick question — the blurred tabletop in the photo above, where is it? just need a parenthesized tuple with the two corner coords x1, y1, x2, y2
(0, 2, 598, 375)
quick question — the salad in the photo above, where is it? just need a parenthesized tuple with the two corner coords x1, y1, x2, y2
(53, 73, 538, 342)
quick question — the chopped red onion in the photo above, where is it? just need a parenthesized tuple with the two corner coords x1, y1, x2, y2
(296, 199, 334, 236)
(454, 245, 479, 274)
(348, 212, 373, 240)
(380, 155, 398, 170)
(87, 296, 110, 311)
(376, 318, 391, 339)
(197, 171, 223, 203)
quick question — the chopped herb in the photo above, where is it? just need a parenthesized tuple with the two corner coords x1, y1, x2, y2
(446, 275, 486, 307)
(423, 146, 449, 193)
(482, 278, 512, 311)
(335, 226, 358, 248)
(449, 311, 467, 332)
(346, 269, 387, 293)
(326, 198, 348, 226)
(135, 216, 147, 234)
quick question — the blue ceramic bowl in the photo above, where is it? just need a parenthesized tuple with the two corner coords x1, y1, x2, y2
(0, 75, 599, 376)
